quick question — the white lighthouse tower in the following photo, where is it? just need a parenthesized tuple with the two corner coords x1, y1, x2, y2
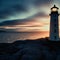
(49, 5, 59, 41)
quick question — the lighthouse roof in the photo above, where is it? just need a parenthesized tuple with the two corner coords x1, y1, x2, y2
(51, 5, 59, 9)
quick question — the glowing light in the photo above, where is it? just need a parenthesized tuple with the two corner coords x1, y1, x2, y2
(52, 8, 58, 12)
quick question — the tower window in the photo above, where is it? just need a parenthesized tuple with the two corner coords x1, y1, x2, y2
(54, 29, 56, 33)
(54, 36, 56, 39)
(54, 24, 56, 26)
(54, 19, 57, 22)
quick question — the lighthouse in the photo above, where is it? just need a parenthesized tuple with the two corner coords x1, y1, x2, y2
(49, 5, 59, 41)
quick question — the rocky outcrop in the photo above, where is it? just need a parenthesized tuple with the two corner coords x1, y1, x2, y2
(0, 40, 60, 60)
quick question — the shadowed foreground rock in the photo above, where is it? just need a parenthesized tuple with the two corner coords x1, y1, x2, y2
(0, 39, 60, 60)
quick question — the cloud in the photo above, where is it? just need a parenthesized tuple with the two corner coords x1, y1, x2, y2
(0, 19, 43, 27)
(0, 21, 45, 32)
(0, 0, 27, 19)
(0, 0, 53, 20)
(34, 0, 52, 7)
(0, 12, 49, 25)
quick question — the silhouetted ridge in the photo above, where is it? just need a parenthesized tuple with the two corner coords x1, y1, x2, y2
(0, 38, 60, 60)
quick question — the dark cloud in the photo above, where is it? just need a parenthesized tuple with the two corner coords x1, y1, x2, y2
(0, 0, 28, 19)
(0, 19, 34, 26)
(27, 12, 48, 19)
(0, 12, 48, 26)
(0, 0, 53, 19)
(12, 4, 27, 12)
(0, 6, 27, 19)
(0, 20, 25, 26)
(33, 12, 48, 17)
(0, 9, 12, 19)
(0, 12, 48, 27)
(34, 0, 52, 7)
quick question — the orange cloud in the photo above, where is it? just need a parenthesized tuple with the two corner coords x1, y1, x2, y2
(0, 15, 50, 33)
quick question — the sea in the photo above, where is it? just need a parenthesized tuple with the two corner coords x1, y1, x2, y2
(0, 32, 49, 43)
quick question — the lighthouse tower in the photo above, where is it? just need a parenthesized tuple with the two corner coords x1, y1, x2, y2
(49, 5, 59, 41)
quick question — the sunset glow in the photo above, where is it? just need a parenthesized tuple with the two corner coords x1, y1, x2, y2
(0, 0, 60, 41)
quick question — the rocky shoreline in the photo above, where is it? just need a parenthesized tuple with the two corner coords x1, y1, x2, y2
(0, 39, 60, 60)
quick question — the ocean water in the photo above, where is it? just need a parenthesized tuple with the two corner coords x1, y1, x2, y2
(0, 32, 49, 43)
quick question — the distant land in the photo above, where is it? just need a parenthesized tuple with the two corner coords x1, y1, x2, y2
(0, 30, 7, 32)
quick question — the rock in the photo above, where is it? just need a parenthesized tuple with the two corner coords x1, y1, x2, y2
(0, 40, 60, 60)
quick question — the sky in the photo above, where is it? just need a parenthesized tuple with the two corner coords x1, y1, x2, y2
(0, 0, 60, 38)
